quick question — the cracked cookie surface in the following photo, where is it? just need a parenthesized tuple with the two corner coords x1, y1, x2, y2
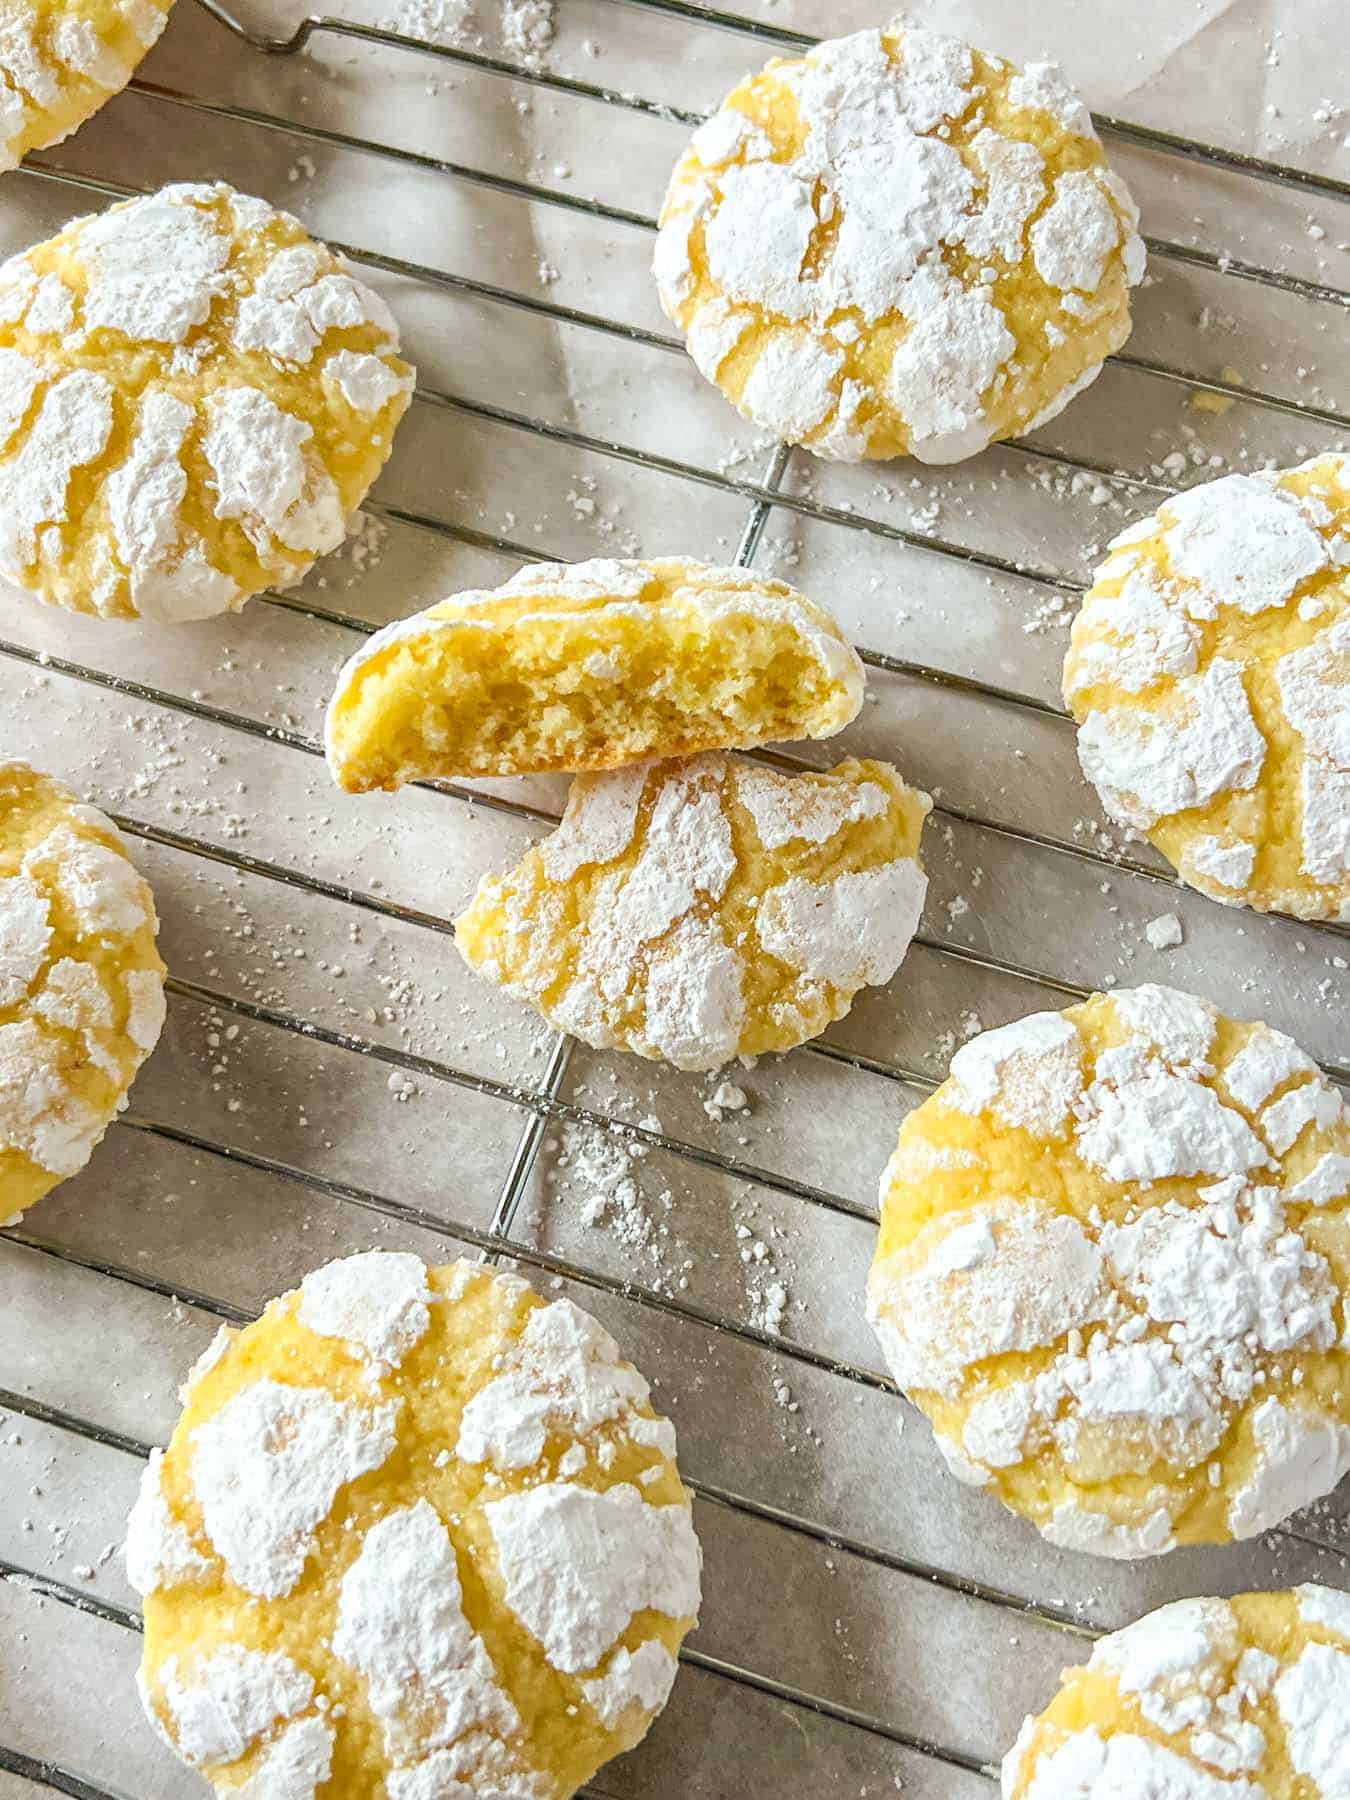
(130, 1252, 701, 1800)
(0, 758, 164, 1226)
(456, 752, 929, 1071)
(0, 181, 412, 620)
(0, 0, 174, 172)
(867, 985, 1350, 1558)
(1005, 1588, 1350, 1799)
(1066, 455, 1350, 922)
(654, 21, 1143, 463)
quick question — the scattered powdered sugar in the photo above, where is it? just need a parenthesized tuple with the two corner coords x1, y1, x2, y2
(332, 1501, 519, 1760)
(484, 1482, 701, 1674)
(297, 1250, 432, 1372)
(189, 1378, 399, 1597)
(125, 1448, 211, 1596)
(156, 1644, 314, 1767)
(456, 1296, 652, 1470)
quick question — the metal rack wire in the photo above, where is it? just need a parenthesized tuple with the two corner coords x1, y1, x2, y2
(2, 4, 1349, 1796)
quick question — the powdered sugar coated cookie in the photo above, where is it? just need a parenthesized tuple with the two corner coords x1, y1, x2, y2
(456, 753, 930, 1070)
(0, 0, 173, 172)
(654, 22, 1143, 463)
(0, 182, 412, 620)
(867, 985, 1350, 1557)
(0, 759, 164, 1226)
(1066, 454, 1350, 921)
(1005, 1588, 1350, 1798)
(130, 1252, 700, 1799)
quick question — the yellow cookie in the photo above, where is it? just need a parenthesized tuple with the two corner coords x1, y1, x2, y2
(324, 557, 865, 791)
(1005, 1588, 1350, 1798)
(0, 0, 173, 172)
(1066, 456, 1350, 921)
(654, 22, 1144, 463)
(0, 181, 413, 621)
(0, 759, 165, 1226)
(128, 1252, 701, 1800)
(456, 753, 929, 1071)
(866, 984, 1350, 1558)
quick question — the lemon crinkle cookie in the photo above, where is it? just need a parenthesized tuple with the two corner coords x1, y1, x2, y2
(1005, 1588, 1350, 1798)
(654, 21, 1144, 463)
(456, 753, 929, 1071)
(0, 0, 173, 172)
(128, 1250, 701, 1800)
(0, 181, 413, 621)
(866, 984, 1350, 1557)
(0, 760, 164, 1226)
(324, 557, 865, 790)
(1066, 454, 1350, 921)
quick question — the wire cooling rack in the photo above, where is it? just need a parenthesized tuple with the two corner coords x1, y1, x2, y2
(1, 2, 1348, 1795)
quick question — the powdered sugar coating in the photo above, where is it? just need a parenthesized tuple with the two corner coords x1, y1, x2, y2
(0, 182, 411, 621)
(485, 1483, 702, 1675)
(135, 1255, 697, 1798)
(457, 1298, 653, 1471)
(190, 1379, 400, 1598)
(0, 762, 164, 1225)
(125, 1448, 211, 1596)
(655, 23, 1142, 463)
(869, 984, 1350, 1558)
(457, 753, 930, 1071)
(332, 1501, 520, 1761)
(156, 1646, 314, 1767)
(1006, 1588, 1350, 1800)
(1067, 455, 1350, 919)
(0, 0, 172, 173)
(297, 1250, 432, 1372)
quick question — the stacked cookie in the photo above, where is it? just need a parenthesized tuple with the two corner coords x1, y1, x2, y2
(325, 555, 932, 1071)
